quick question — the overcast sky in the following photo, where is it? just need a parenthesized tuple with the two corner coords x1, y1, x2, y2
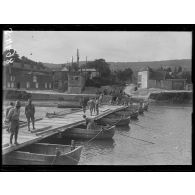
(4, 31, 192, 64)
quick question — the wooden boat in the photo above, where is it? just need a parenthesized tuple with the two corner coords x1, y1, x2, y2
(63, 124, 115, 140)
(99, 116, 130, 126)
(3, 143, 82, 165)
(112, 109, 139, 120)
(129, 111, 139, 119)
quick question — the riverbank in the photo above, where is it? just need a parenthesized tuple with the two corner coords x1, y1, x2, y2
(124, 85, 192, 104)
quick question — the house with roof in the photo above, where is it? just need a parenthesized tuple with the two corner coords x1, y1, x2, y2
(138, 67, 186, 90)
(3, 62, 53, 90)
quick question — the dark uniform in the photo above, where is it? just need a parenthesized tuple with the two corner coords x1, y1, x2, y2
(5, 104, 14, 132)
(7, 101, 21, 145)
(95, 99, 99, 115)
(25, 102, 35, 131)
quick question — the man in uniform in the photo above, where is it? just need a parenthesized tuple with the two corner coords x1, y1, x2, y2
(7, 100, 21, 145)
(25, 99, 35, 131)
(95, 97, 99, 115)
(5, 102, 14, 132)
(83, 115, 95, 130)
(80, 97, 87, 114)
(87, 98, 95, 116)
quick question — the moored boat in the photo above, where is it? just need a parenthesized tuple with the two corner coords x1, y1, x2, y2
(111, 109, 139, 120)
(3, 143, 83, 165)
(63, 124, 115, 140)
(130, 111, 139, 119)
(98, 116, 130, 126)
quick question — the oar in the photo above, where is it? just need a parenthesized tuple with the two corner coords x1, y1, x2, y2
(118, 132, 155, 144)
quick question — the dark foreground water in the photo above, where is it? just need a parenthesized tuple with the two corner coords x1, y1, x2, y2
(44, 104, 192, 165)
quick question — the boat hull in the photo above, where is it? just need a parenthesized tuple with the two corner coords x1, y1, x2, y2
(99, 116, 130, 126)
(63, 125, 115, 140)
(3, 143, 82, 165)
(114, 110, 139, 120)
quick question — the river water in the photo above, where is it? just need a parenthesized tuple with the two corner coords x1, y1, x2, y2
(44, 104, 192, 165)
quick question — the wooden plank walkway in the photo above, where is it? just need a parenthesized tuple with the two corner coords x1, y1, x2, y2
(2, 105, 127, 155)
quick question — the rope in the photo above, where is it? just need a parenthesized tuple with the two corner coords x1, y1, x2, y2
(118, 132, 155, 144)
(85, 127, 104, 145)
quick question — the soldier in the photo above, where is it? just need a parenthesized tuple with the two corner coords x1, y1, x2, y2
(25, 99, 35, 131)
(87, 98, 95, 116)
(95, 98, 99, 115)
(83, 115, 95, 131)
(5, 102, 14, 132)
(7, 100, 21, 145)
(80, 97, 87, 114)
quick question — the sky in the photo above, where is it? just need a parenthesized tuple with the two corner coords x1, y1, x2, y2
(3, 31, 192, 64)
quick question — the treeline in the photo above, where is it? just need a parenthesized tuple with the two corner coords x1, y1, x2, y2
(156, 66, 191, 83)
(3, 49, 45, 68)
(82, 59, 134, 87)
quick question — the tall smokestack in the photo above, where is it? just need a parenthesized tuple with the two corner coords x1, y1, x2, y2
(77, 49, 79, 66)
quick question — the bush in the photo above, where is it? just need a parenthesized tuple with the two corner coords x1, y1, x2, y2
(4, 89, 31, 100)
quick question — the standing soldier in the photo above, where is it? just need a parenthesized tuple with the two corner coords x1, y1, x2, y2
(99, 93, 103, 105)
(80, 97, 87, 114)
(25, 99, 35, 131)
(7, 100, 21, 145)
(87, 98, 95, 116)
(95, 98, 99, 115)
(4, 102, 14, 132)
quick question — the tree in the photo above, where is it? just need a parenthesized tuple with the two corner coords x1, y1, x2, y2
(3, 49, 20, 64)
(69, 62, 79, 72)
(86, 59, 111, 77)
(116, 68, 133, 82)
(177, 66, 182, 73)
(182, 71, 191, 83)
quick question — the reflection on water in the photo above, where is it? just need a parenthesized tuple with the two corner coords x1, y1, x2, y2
(42, 104, 192, 165)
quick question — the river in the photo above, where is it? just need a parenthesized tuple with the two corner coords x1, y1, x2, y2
(44, 104, 192, 165)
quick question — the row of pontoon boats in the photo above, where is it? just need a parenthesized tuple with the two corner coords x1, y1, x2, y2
(3, 101, 149, 165)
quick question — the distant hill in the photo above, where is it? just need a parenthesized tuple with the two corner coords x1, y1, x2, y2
(108, 59, 191, 72)
(43, 59, 191, 72)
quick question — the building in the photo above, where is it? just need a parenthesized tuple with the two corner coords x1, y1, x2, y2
(3, 62, 53, 90)
(68, 72, 85, 94)
(138, 67, 186, 90)
(83, 68, 99, 79)
(53, 66, 69, 92)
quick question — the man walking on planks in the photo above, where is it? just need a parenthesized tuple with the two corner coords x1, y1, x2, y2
(25, 98, 35, 131)
(87, 98, 95, 116)
(6, 100, 21, 146)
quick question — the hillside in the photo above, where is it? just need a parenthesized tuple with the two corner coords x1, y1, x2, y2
(43, 59, 191, 72)
(108, 59, 191, 72)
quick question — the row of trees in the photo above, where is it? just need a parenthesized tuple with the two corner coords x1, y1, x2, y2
(82, 59, 134, 86)
(157, 65, 191, 83)
(3, 49, 45, 68)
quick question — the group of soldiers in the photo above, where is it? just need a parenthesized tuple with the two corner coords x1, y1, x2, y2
(4, 99, 35, 146)
(110, 94, 131, 106)
(80, 94, 103, 116)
